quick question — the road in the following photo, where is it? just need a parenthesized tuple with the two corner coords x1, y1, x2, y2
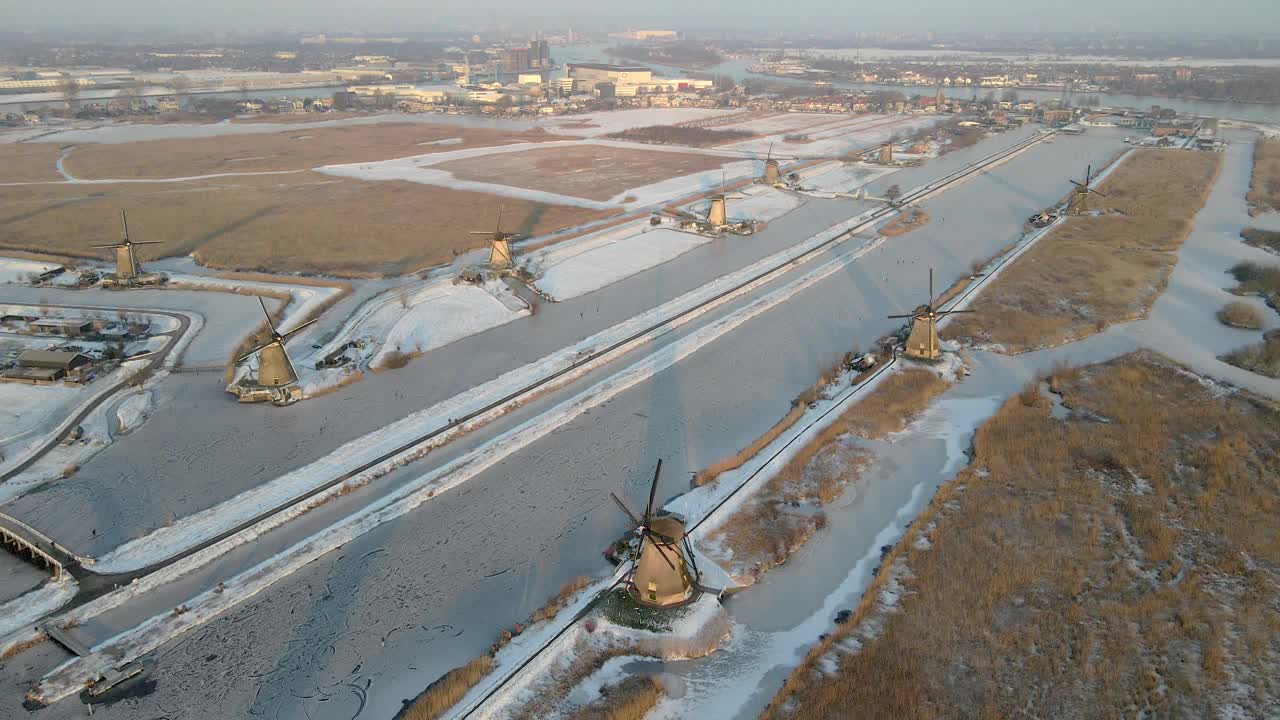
(0, 126, 1134, 719)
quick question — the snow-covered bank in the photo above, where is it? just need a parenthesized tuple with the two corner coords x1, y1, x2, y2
(113, 391, 153, 434)
(793, 161, 898, 197)
(684, 185, 805, 223)
(0, 577, 78, 645)
(529, 224, 712, 301)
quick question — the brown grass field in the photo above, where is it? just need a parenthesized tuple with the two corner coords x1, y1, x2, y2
(0, 143, 65, 183)
(436, 144, 728, 201)
(1247, 138, 1280, 215)
(0, 173, 612, 276)
(57, 123, 553, 179)
(565, 676, 664, 720)
(945, 150, 1222, 352)
(709, 365, 950, 580)
(764, 351, 1280, 720)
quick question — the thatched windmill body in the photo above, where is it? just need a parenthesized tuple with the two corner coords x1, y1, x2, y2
(1067, 164, 1107, 214)
(229, 298, 317, 405)
(470, 207, 524, 271)
(887, 268, 974, 361)
(611, 459, 700, 608)
(93, 211, 164, 286)
(761, 143, 781, 186)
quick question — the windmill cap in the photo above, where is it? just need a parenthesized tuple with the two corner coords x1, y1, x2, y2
(648, 515, 687, 539)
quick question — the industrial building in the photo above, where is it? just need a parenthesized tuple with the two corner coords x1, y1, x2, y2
(567, 63, 653, 92)
(1, 349, 91, 385)
(607, 29, 679, 41)
(29, 318, 94, 337)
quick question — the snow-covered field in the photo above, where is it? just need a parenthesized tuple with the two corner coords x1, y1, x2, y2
(793, 161, 899, 196)
(372, 281, 527, 366)
(684, 185, 805, 223)
(714, 112, 861, 136)
(530, 224, 712, 301)
(724, 115, 945, 158)
(0, 257, 71, 285)
(542, 108, 741, 137)
(0, 383, 82, 457)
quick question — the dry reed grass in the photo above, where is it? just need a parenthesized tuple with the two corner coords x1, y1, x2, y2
(945, 150, 1222, 352)
(709, 366, 949, 578)
(508, 645, 640, 720)
(0, 174, 612, 276)
(764, 351, 1280, 720)
(435, 145, 728, 202)
(1220, 330, 1280, 378)
(396, 655, 495, 720)
(62, 123, 554, 179)
(565, 676, 665, 720)
(1247, 138, 1280, 215)
(879, 208, 930, 237)
(1240, 227, 1280, 256)
(396, 576, 593, 720)
(0, 143, 65, 182)
(1217, 301, 1266, 329)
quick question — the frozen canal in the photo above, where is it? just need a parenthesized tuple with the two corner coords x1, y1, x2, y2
(1, 126, 1105, 562)
(1, 127, 1144, 719)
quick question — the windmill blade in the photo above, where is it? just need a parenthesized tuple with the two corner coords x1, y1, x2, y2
(282, 343, 299, 383)
(236, 342, 271, 365)
(765, 142, 772, 164)
(937, 308, 975, 316)
(644, 459, 663, 523)
(121, 210, 130, 242)
(1084, 164, 1093, 186)
(928, 268, 934, 307)
(1069, 179, 1086, 189)
(610, 492, 643, 528)
(256, 296, 278, 337)
(468, 231, 494, 235)
(643, 531, 680, 574)
(886, 313, 918, 319)
(495, 206, 504, 237)
(91, 244, 125, 249)
(1086, 187, 1108, 197)
(682, 536, 701, 580)
(280, 317, 320, 341)
(130, 240, 164, 245)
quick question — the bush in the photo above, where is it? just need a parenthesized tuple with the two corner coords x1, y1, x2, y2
(1220, 331, 1280, 378)
(1227, 260, 1280, 296)
(380, 349, 411, 369)
(1240, 227, 1280, 255)
(1216, 301, 1266, 330)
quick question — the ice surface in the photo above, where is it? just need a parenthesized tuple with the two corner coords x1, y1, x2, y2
(532, 226, 712, 301)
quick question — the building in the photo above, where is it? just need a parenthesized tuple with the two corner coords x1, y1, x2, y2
(529, 40, 552, 69)
(566, 63, 652, 93)
(1, 350, 91, 385)
(30, 318, 93, 337)
(607, 30, 678, 41)
(500, 47, 530, 71)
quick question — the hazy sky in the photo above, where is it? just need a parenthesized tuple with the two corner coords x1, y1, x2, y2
(6, 0, 1279, 35)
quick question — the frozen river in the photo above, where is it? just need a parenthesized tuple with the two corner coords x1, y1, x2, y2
(0, 127, 1142, 719)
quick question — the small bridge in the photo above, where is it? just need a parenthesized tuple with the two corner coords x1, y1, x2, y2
(0, 513, 67, 580)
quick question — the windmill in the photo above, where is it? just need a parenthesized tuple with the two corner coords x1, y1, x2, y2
(878, 142, 894, 164)
(610, 459, 700, 608)
(1067, 164, 1107, 214)
(469, 207, 523, 270)
(887, 268, 974, 361)
(236, 297, 318, 395)
(92, 211, 162, 282)
(761, 143, 781, 186)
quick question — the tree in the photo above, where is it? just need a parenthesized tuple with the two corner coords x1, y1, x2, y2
(57, 76, 81, 108)
(170, 74, 192, 97)
(332, 91, 352, 111)
(885, 184, 902, 202)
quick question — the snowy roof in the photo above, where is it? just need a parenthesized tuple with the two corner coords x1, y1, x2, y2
(17, 349, 91, 369)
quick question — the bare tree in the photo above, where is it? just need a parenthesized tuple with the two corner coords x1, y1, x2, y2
(57, 76, 81, 108)
(884, 184, 902, 202)
(170, 74, 192, 97)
